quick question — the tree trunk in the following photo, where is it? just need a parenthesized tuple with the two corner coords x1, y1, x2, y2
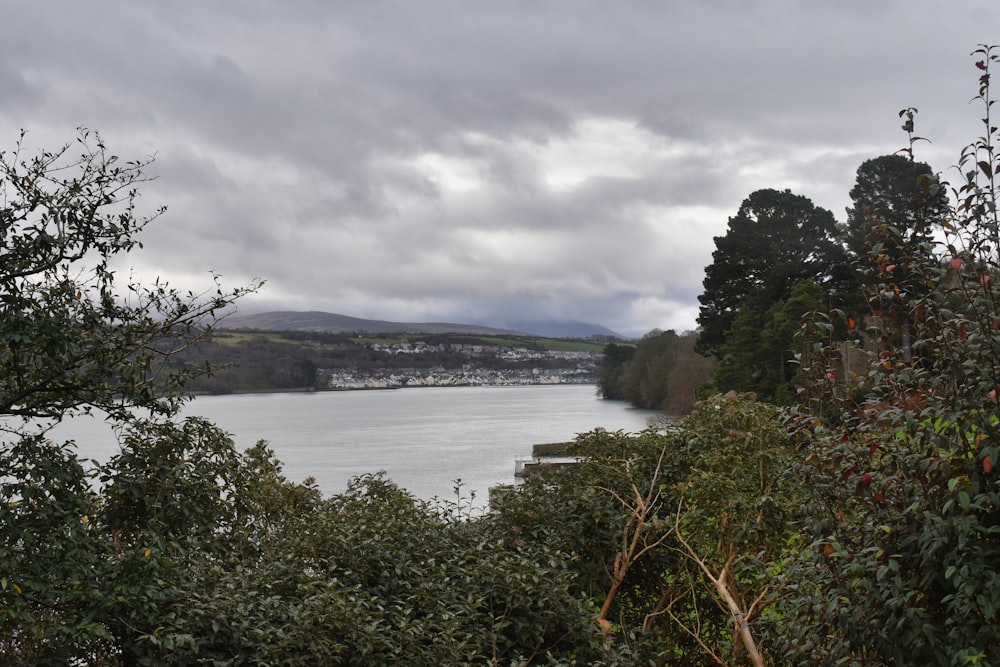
(712, 564, 765, 667)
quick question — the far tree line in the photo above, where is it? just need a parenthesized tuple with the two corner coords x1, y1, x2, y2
(599, 152, 948, 412)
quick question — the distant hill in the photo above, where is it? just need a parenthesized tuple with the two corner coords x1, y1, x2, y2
(220, 311, 519, 336)
(505, 320, 623, 339)
(219, 310, 623, 339)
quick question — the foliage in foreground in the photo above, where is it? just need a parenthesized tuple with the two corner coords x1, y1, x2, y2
(490, 393, 797, 666)
(771, 46, 1000, 666)
(2, 392, 796, 665)
(3, 420, 612, 665)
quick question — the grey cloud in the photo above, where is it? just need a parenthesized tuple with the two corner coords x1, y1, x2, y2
(0, 0, 997, 337)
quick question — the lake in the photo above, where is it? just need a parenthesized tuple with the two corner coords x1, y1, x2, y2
(50, 385, 657, 506)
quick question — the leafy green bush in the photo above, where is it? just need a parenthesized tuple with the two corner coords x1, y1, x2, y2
(490, 393, 799, 665)
(782, 46, 1000, 666)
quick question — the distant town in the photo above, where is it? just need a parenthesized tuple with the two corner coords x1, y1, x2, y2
(170, 327, 609, 395)
(322, 341, 598, 389)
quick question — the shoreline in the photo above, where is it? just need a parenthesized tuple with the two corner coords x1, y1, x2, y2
(190, 380, 600, 398)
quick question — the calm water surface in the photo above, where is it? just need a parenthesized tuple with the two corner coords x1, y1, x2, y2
(55, 385, 657, 505)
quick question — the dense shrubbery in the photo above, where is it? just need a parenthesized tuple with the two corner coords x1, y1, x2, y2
(6, 47, 1000, 665)
(772, 46, 1000, 664)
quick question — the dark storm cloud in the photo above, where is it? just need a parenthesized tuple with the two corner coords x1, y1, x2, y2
(0, 1, 997, 336)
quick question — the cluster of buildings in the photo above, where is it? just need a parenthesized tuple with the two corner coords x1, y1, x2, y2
(320, 365, 594, 390)
(367, 340, 596, 362)
(320, 343, 600, 390)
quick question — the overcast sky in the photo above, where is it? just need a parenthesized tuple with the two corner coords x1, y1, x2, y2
(1, 2, 997, 337)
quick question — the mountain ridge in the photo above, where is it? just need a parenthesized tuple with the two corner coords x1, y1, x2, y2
(219, 310, 623, 339)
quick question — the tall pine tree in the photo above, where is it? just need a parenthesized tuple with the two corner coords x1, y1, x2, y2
(697, 188, 847, 359)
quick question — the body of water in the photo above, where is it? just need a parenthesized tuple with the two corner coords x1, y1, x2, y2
(50, 385, 657, 505)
